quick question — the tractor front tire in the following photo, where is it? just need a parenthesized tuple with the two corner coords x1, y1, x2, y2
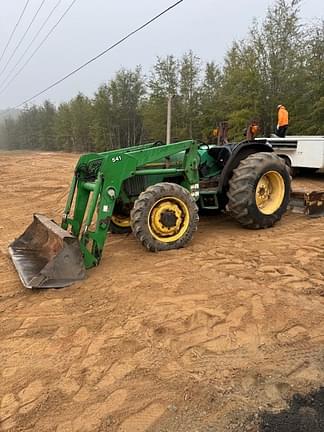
(131, 182, 199, 252)
(227, 152, 291, 229)
(110, 215, 131, 234)
(110, 201, 132, 234)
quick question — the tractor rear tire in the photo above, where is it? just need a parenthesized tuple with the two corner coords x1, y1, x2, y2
(131, 182, 199, 252)
(227, 152, 291, 229)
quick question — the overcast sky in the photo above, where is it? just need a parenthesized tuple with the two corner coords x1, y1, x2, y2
(0, 0, 322, 109)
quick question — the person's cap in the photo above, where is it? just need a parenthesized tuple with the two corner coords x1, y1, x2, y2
(277, 104, 282, 109)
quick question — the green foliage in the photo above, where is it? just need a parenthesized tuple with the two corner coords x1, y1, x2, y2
(149, 55, 179, 98)
(179, 51, 202, 138)
(107, 67, 145, 148)
(1, 0, 323, 152)
(199, 62, 223, 140)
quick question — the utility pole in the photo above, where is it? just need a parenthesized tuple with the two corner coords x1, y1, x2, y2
(166, 94, 174, 144)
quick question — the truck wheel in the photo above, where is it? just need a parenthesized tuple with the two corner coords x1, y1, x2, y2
(300, 167, 318, 175)
(131, 182, 199, 252)
(227, 152, 291, 229)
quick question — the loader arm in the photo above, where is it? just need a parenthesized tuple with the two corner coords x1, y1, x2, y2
(62, 140, 200, 268)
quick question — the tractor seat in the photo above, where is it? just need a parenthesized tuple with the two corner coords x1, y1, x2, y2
(208, 146, 231, 168)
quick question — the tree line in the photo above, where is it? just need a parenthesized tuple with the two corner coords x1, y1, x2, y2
(0, 0, 323, 153)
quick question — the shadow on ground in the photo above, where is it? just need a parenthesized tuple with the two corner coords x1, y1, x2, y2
(259, 388, 324, 432)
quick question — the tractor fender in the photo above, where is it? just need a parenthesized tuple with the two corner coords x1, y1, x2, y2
(218, 141, 273, 202)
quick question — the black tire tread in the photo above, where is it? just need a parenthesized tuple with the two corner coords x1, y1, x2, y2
(131, 182, 199, 252)
(227, 152, 291, 229)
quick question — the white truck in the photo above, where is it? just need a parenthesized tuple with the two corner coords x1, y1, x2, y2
(256, 136, 324, 173)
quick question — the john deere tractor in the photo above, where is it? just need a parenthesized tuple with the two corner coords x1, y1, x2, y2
(9, 138, 290, 289)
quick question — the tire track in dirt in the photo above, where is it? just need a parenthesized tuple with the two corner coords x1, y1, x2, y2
(2, 152, 324, 431)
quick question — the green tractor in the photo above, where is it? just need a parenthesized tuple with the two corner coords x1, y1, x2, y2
(9, 139, 290, 289)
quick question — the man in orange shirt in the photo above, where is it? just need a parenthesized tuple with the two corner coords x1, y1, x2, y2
(276, 104, 289, 137)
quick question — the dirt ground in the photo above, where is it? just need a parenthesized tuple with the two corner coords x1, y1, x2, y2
(2, 152, 324, 432)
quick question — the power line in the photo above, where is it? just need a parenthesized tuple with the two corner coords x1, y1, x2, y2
(0, 0, 78, 97)
(13, 0, 184, 108)
(0, 0, 62, 91)
(0, 0, 31, 66)
(0, 0, 47, 79)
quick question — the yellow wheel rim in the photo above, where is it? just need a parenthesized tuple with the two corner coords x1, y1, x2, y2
(148, 196, 190, 243)
(111, 214, 131, 228)
(255, 171, 285, 215)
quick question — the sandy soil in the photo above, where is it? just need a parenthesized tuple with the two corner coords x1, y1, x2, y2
(1, 152, 324, 432)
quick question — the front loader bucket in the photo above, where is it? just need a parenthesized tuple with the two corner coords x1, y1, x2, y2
(9, 214, 86, 289)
